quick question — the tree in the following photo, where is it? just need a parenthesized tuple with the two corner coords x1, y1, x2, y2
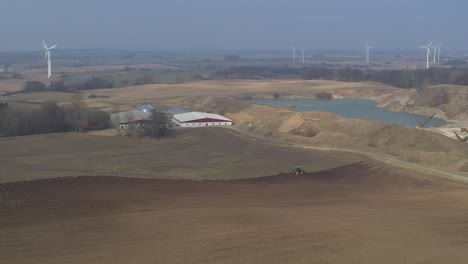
(38, 101, 67, 133)
(87, 109, 110, 130)
(145, 111, 168, 139)
(83, 76, 114, 90)
(71, 92, 85, 120)
(48, 81, 67, 92)
(24, 81, 46, 92)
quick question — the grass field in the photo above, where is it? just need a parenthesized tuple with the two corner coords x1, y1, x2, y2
(0, 128, 361, 183)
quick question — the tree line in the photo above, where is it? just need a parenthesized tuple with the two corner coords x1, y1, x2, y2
(0, 100, 110, 137)
(4, 76, 115, 96)
(213, 66, 302, 79)
(302, 68, 468, 88)
(213, 65, 468, 88)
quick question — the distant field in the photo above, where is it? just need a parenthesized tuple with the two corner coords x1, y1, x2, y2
(78, 79, 397, 109)
(0, 79, 397, 110)
(0, 128, 360, 183)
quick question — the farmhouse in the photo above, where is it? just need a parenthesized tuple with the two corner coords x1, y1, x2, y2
(110, 110, 151, 130)
(172, 112, 232, 127)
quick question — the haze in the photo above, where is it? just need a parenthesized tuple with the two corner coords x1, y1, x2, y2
(1, 0, 466, 51)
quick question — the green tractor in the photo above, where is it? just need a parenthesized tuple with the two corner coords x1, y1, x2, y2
(292, 166, 306, 175)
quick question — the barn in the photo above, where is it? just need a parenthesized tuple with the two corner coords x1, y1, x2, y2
(172, 112, 232, 127)
(165, 106, 192, 117)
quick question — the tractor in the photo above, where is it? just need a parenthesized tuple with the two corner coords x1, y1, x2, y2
(292, 166, 306, 175)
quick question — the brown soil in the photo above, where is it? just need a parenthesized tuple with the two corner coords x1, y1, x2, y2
(1, 162, 468, 264)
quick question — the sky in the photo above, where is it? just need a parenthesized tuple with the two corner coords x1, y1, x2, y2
(0, 0, 466, 51)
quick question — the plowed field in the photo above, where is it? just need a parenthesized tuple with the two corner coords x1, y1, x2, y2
(1, 162, 468, 264)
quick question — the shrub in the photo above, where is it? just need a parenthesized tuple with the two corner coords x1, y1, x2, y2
(86, 109, 110, 130)
(315, 92, 333, 100)
(429, 89, 449, 107)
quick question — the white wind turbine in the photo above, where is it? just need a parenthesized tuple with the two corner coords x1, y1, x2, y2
(299, 49, 305, 64)
(419, 41, 433, 69)
(433, 43, 441, 63)
(364, 42, 373, 64)
(437, 43, 442, 62)
(42, 40, 57, 79)
(291, 46, 296, 61)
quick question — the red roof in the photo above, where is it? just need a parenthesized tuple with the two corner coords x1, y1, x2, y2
(182, 118, 232, 123)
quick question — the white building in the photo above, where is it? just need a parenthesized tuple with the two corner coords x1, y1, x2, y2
(172, 112, 232, 127)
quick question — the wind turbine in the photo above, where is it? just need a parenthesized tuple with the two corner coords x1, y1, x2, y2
(299, 49, 305, 64)
(419, 41, 433, 69)
(42, 40, 57, 79)
(437, 43, 442, 62)
(364, 42, 373, 64)
(433, 43, 440, 63)
(291, 46, 296, 61)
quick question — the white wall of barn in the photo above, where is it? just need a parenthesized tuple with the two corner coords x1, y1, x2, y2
(174, 121, 232, 127)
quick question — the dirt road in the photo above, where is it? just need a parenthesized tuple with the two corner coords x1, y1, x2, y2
(1, 162, 468, 264)
(224, 126, 468, 182)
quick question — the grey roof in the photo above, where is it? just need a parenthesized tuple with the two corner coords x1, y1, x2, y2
(135, 102, 156, 112)
(165, 106, 192, 116)
(173, 112, 231, 123)
(111, 110, 151, 124)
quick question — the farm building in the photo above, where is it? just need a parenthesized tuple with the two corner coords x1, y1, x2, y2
(172, 112, 232, 127)
(135, 102, 156, 113)
(111, 110, 151, 129)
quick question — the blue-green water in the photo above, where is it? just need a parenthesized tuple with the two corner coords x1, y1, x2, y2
(245, 99, 447, 127)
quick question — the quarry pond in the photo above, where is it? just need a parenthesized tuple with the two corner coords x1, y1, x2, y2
(245, 98, 447, 128)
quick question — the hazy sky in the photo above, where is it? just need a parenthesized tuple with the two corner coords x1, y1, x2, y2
(1, 0, 466, 51)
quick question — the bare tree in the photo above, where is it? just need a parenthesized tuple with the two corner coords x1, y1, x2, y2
(122, 112, 134, 137)
(71, 92, 85, 120)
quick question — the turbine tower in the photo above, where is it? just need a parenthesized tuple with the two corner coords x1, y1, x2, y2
(433, 43, 440, 63)
(364, 43, 373, 64)
(418, 41, 433, 69)
(42, 40, 57, 79)
(291, 46, 296, 61)
(437, 43, 442, 62)
(299, 49, 305, 64)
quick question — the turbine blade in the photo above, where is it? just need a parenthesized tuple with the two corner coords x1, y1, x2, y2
(49, 44, 57, 49)
(427, 40, 433, 47)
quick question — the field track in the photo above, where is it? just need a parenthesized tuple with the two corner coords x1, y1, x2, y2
(1, 162, 468, 264)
